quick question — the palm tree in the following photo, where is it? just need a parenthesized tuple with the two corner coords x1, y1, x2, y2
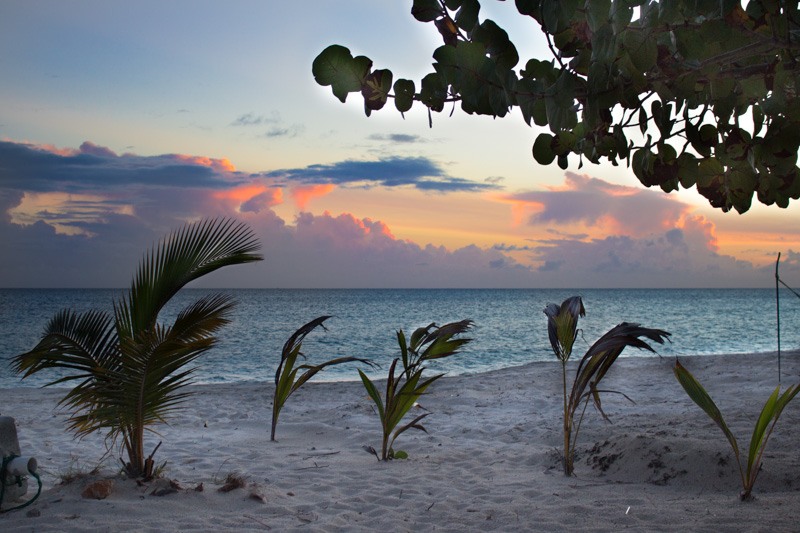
(12, 218, 262, 478)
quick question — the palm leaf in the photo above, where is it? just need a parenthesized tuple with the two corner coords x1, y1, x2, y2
(744, 383, 800, 495)
(275, 316, 331, 386)
(359, 369, 385, 422)
(673, 360, 741, 460)
(570, 322, 670, 416)
(271, 316, 374, 440)
(388, 412, 431, 452)
(116, 218, 261, 339)
(11, 308, 117, 380)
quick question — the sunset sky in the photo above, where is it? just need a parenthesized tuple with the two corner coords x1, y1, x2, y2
(1, 1, 798, 288)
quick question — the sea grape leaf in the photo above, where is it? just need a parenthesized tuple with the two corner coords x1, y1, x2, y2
(533, 133, 556, 165)
(393, 78, 415, 113)
(313, 45, 372, 103)
(362, 69, 393, 116)
(411, 0, 442, 22)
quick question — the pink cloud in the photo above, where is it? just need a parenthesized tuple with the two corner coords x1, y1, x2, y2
(290, 184, 335, 210)
(505, 172, 691, 237)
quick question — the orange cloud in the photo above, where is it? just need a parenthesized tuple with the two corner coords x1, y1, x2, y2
(213, 185, 283, 213)
(173, 154, 236, 173)
(492, 193, 544, 227)
(678, 214, 719, 252)
(291, 184, 335, 210)
(215, 185, 268, 202)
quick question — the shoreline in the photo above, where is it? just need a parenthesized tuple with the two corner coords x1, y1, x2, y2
(2, 351, 800, 531)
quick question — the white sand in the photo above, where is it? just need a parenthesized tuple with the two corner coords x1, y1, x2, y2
(2, 351, 800, 532)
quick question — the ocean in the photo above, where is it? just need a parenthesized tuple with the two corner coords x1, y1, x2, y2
(1, 288, 799, 389)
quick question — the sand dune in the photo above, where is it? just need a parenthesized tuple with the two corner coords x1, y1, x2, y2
(2, 351, 799, 531)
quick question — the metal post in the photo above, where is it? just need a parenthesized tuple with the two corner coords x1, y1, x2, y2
(775, 253, 781, 384)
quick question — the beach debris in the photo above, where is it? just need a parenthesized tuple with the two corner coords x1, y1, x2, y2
(81, 479, 114, 500)
(248, 489, 267, 503)
(1, 416, 41, 511)
(149, 478, 182, 497)
(218, 473, 247, 493)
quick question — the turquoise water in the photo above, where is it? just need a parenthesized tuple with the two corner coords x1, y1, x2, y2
(1, 288, 799, 388)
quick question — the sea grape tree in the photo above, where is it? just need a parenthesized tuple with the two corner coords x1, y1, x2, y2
(313, 0, 800, 213)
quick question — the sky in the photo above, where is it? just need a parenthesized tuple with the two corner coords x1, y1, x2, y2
(1, 1, 799, 288)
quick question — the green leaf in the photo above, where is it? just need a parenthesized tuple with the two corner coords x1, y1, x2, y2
(312, 45, 372, 103)
(420, 72, 448, 112)
(677, 152, 699, 188)
(622, 28, 657, 72)
(747, 386, 781, 476)
(411, 0, 442, 22)
(362, 69, 393, 116)
(472, 19, 520, 72)
(533, 133, 556, 165)
(586, 0, 610, 32)
(552, 130, 576, 156)
(393, 79, 415, 113)
(673, 360, 740, 460)
(359, 369, 385, 422)
(455, 0, 480, 31)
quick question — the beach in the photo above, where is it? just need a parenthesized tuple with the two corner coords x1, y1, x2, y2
(2, 351, 799, 532)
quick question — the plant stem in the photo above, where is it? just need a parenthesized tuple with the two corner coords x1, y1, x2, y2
(270, 402, 280, 441)
(562, 360, 572, 476)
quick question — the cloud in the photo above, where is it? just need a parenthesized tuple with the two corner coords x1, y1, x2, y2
(231, 112, 304, 138)
(0, 140, 531, 287)
(368, 133, 423, 144)
(262, 125, 304, 138)
(501, 172, 688, 236)
(291, 184, 335, 210)
(264, 156, 498, 193)
(0, 140, 779, 289)
(198, 210, 535, 289)
(527, 226, 755, 287)
(0, 140, 244, 194)
(231, 112, 277, 127)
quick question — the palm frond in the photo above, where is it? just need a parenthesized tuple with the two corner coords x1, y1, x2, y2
(275, 315, 332, 386)
(570, 322, 670, 414)
(116, 218, 261, 338)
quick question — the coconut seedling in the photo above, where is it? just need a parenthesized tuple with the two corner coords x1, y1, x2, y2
(271, 315, 373, 441)
(674, 360, 800, 500)
(544, 296, 671, 476)
(12, 218, 262, 479)
(359, 319, 473, 460)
